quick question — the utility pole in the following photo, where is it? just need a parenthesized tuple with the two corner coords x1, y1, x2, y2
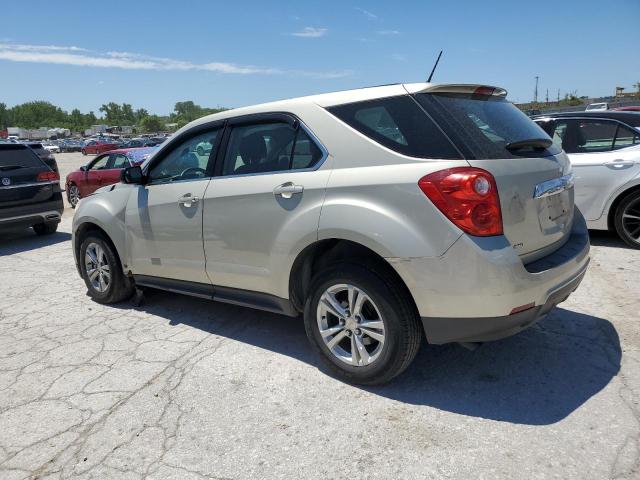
(546, 88, 549, 104)
(534, 76, 539, 103)
(557, 89, 560, 103)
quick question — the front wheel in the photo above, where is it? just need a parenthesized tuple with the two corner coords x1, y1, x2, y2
(303, 264, 422, 385)
(79, 233, 135, 304)
(81, 149, 87, 156)
(614, 190, 640, 249)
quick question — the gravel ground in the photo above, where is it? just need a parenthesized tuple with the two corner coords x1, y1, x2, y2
(0, 168, 639, 478)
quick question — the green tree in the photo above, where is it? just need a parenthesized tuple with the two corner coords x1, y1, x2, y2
(140, 115, 165, 133)
(0, 103, 11, 129)
(10, 101, 66, 129)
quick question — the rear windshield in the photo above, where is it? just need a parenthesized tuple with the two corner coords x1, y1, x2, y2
(0, 145, 45, 169)
(327, 95, 462, 159)
(414, 93, 561, 159)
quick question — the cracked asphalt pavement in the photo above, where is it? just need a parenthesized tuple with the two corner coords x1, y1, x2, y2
(0, 176, 639, 478)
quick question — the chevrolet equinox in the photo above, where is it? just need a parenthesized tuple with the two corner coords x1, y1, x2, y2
(72, 83, 590, 384)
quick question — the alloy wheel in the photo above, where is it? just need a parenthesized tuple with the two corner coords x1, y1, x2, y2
(622, 197, 640, 245)
(69, 185, 80, 207)
(84, 242, 111, 293)
(316, 284, 386, 366)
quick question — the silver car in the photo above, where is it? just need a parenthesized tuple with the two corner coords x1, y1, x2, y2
(72, 83, 590, 384)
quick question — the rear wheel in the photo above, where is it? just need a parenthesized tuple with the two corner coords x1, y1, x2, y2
(79, 233, 135, 303)
(303, 264, 422, 385)
(614, 190, 640, 249)
(81, 149, 86, 155)
(33, 222, 58, 235)
(68, 183, 80, 208)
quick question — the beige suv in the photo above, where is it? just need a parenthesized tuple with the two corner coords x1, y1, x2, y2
(72, 83, 590, 384)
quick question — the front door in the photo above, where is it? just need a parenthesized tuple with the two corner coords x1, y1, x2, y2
(202, 118, 330, 297)
(549, 118, 640, 220)
(125, 127, 222, 284)
(84, 154, 110, 196)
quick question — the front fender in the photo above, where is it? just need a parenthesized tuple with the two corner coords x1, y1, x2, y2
(72, 185, 134, 271)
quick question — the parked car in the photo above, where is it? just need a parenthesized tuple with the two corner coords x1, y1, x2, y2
(42, 142, 61, 153)
(585, 102, 609, 111)
(60, 139, 83, 152)
(612, 106, 640, 112)
(72, 83, 589, 384)
(0, 143, 63, 235)
(120, 138, 162, 149)
(81, 140, 120, 155)
(66, 147, 157, 208)
(534, 111, 640, 247)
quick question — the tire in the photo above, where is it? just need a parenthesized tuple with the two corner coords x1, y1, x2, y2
(614, 190, 640, 249)
(81, 149, 87, 156)
(68, 183, 80, 208)
(303, 263, 422, 385)
(33, 222, 58, 235)
(79, 232, 135, 304)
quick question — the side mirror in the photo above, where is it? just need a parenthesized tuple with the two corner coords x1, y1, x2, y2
(121, 165, 144, 184)
(80, 165, 88, 172)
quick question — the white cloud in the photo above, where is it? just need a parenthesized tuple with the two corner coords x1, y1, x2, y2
(290, 27, 327, 38)
(355, 7, 378, 19)
(377, 30, 400, 35)
(0, 42, 348, 79)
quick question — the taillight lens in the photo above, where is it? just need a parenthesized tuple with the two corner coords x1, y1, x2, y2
(36, 171, 60, 182)
(418, 167, 503, 236)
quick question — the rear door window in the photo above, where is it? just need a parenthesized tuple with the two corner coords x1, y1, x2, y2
(575, 120, 616, 153)
(327, 96, 461, 159)
(414, 93, 560, 159)
(614, 124, 640, 150)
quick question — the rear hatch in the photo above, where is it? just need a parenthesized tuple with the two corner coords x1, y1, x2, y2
(411, 85, 574, 262)
(0, 144, 59, 208)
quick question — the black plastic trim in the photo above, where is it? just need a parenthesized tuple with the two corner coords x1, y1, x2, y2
(132, 275, 299, 317)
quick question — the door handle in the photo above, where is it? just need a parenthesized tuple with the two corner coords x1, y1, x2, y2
(273, 182, 304, 199)
(604, 159, 636, 169)
(178, 193, 199, 207)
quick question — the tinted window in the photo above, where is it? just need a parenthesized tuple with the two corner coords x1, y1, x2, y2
(148, 129, 220, 183)
(614, 125, 640, 150)
(328, 96, 461, 159)
(415, 93, 560, 159)
(222, 122, 323, 176)
(0, 145, 44, 169)
(576, 120, 616, 152)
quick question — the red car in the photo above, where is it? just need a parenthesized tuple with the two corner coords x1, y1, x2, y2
(66, 147, 157, 207)
(81, 139, 121, 155)
(612, 106, 640, 112)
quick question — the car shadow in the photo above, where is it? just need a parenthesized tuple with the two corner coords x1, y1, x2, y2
(0, 227, 71, 256)
(116, 289, 621, 426)
(588, 229, 630, 248)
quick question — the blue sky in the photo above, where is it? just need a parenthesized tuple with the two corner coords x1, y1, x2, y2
(1, 0, 639, 115)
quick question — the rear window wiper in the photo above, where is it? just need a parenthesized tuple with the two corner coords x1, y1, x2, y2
(505, 138, 552, 151)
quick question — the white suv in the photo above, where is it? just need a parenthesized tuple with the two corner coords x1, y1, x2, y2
(72, 83, 590, 384)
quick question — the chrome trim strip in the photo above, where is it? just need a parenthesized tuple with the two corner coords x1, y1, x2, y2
(533, 173, 574, 199)
(0, 180, 58, 190)
(0, 210, 61, 224)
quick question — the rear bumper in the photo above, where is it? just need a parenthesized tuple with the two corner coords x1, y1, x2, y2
(0, 194, 64, 229)
(390, 208, 590, 344)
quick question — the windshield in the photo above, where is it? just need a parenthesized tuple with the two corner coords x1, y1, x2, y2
(414, 93, 560, 159)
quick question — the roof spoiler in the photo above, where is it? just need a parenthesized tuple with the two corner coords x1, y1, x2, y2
(408, 84, 508, 97)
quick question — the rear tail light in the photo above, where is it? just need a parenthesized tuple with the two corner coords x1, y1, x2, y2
(418, 167, 503, 236)
(36, 171, 60, 182)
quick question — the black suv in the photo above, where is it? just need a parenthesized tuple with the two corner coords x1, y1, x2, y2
(0, 143, 64, 235)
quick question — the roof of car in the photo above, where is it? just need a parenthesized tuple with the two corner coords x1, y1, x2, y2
(186, 82, 506, 131)
(101, 146, 157, 160)
(532, 110, 640, 126)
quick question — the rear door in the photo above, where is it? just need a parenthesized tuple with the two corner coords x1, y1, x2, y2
(544, 118, 640, 221)
(99, 153, 130, 187)
(202, 115, 329, 295)
(413, 87, 574, 262)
